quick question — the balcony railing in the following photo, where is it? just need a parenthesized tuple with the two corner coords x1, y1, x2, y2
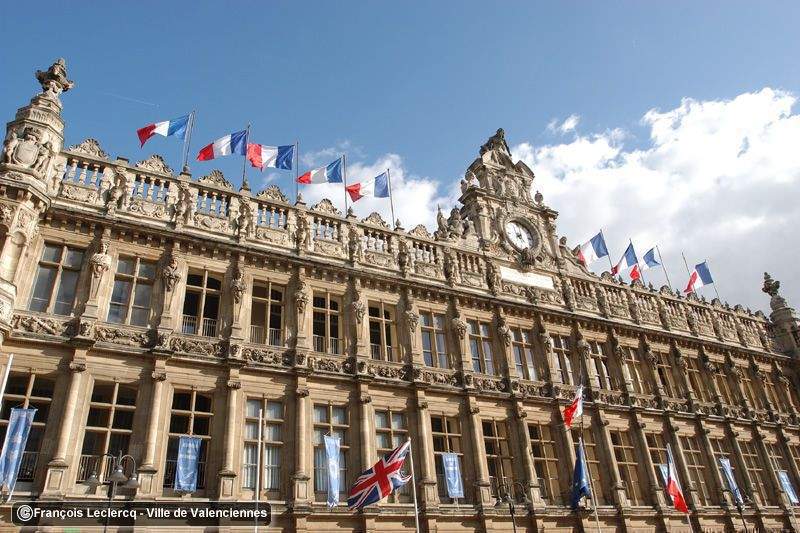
(250, 326, 282, 346)
(313, 335, 342, 355)
(17, 451, 38, 482)
(370, 344, 394, 361)
(181, 316, 218, 337)
(77, 454, 116, 482)
(164, 459, 206, 489)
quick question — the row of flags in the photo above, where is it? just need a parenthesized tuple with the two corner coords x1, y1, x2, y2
(135, 114, 393, 207)
(578, 231, 716, 295)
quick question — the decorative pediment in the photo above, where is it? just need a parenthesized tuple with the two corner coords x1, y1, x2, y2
(256, 185, 288, 203)
(135, 154, 173, 175)
(361, 211, 389, 229)
(408, 224, 433, 240)
(311, 198, 342, 217)
(66, 138, 107, 159)
(198, 169, 232, 190)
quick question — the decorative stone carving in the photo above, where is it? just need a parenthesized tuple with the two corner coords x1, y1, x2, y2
(94, 326, 148, 347)
(452, 317, 467, 339)
(170, 336, 224, 358)
(408, 224, 432, 240)
(4, 127, 48, 170)
(311, 198, 342, 217)
(486, 261, 502, 295)
(198, 169, 233, 189)
(442, 248, 458, 286)
(405, 308, 419, 334)
(67, 138, 107, 159)
(35, 58, 74, 99)
(294, 279, 309, 316)
(105, 167, 129, 215)
(496, 314, 512, 346)
(762, 272, 788, 311)
(347, 225, 363, 262)
(89, 239, 112, 299)
(12, 314, 68, 336)
(256, 185, 289, 203)
(135, 154, 173, 175)
(161, 253, 181, 292)
(230, 266, 246, 304)
(242, 347, 290, 366)
(295, 212, 311, 250)
(362, 211, 389, 229)
(235, 200, 255, 239)
(434, 207, 449, 241)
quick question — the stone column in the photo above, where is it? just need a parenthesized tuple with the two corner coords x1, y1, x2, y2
(449, 298, 470, 373)
(156, 246, 184, 333)
(726, 425, 761, 507)
(466, 397, 492, 507)
(753, 429, 790, 507)
(227, 255, 248, 342)
(494, 309, 514, 379)
(358, 385, 374, 469)
(414, 392, 438, 507)
(138, 365, 167, 496)
(291, 381, 312, 508)
(632, 414, 666, 509)
(218, 375, 241, 499)
(401, 289, 421, 365)
(512, 401, 539, 506)
(42, 357, 87, 495)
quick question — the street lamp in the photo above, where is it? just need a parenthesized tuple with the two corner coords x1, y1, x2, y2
(83, 451, 139, 533)
(494, 480, 532, 533)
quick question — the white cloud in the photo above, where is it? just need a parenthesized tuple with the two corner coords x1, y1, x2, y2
(547, 114, 581, 135)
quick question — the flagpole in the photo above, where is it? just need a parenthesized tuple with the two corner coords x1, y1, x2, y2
(681, 252, 693, 293)
(181, 110, 196, 173)
(386, 168, 397, 228)
(705, 258, 721, 300)
(407, 438, 421, 533)
(255, 407, 263, 533)
(656, 245, 673, 291)
(294, 140, 299, 203)
(600, 229, 614, 273)
(343, 154, 349, 213)
(578, 378, 602, 533)
(241, 123, 251, 191)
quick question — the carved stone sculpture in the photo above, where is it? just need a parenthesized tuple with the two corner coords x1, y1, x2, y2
(295, 213, 311, 251)
(106, 168, 129, 215)
(486, 261, 502, 295)
(173, 182, 193, 227)
(89, 240, 111, 299)
(35, 58, 74, 99)
(347, 225, 363, 262)
(2, 130, 18, 164)
(294, 279, 309, 316)
(235, 200, 254, 239)
(161, 253, 181, 292)
(763, 272, 788, 311)
(230, 267, 246, 304)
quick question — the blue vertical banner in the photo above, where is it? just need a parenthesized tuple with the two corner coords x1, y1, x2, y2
(718, 457, 744, 505)
(442, 452, 464, 499)
(175, 436, 202, 492)
(571, 438, 592, 509)
(778, 470, 799, 505)
(0, 408, 36, 493)
(324, 435, 341, 507)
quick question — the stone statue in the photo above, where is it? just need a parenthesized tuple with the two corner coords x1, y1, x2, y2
(435, 206, 448, 240)
(235, 200, 254, 239)
(173, 182, 193, 227)
(447, 208, 464, 239)
(479, 128, 511, 156)
(89, 240, 112, 299)
(106, 168, 129, 215)
(294, 279, 309, 316)
(762, 272, 788, 310)
(2, 130, 18, 164)
(230, 267, 246, 304)
(161, 253, 181, 292)
(295, 213, 311, 250)
(33, 141, 53, 173)
(486, 261, 502, 295)
(347, 225, 363, 262)
(35, 58, 74, 99)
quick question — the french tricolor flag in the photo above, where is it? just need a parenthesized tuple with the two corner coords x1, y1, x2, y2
(247, 143, 294, 171)
(659, 444, 689, 513)
(684, 261, 714, 293)
(563, 385, 583, 428)
(577, 232, 609, 266)
(197, 130, 248, 161)
(346, 172, 390, 202)
(297, 158, 343, 184)
(611, 242, 638, 276)
(136, 114, 190, 147)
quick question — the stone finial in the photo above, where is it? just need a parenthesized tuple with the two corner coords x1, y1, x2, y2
(763, 272, 788, 311)
(35, 58, 74, 99)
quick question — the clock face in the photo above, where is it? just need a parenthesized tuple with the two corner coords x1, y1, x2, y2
(504, 220, 534, 250)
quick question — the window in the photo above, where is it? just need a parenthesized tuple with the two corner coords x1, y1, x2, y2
(431, 415, 465, 503)
(511, 327, 537, 380)
(164, 390, 213, 489)
(738, 439, 773, 505)
(482, 419, 513, 495)
(107, 257, 155, 326)
(762, 374, 787, 413)
(77, 382, 137, 482)
(313, 404, 348, 501)
(710, 437, 747, 502)
(469, 320, 495, 375)
(421, 312, 450, 368)
(529, 422, 562, 504)
(686, 358, 711, 402)
(181, 271, 222, 337)
(714, 371, 736, 405)
(681, 436, 713, 506)
(550, 334, 573, 385)
(242, 399, 283, 493)
(369, 302, 397, 361)
(0, 373, 54, 482)
(588, 340, 613, 390)
(611, 430, 647, 506)
(766, 442, 790, 496)
(739, 369, 764, 410)
(572, 428, 608, 504)
(653, 351, 678, 398)
(645, 432, 668, 481)
(312, 292, 342, 355)
(622, 346, 652, 395)
(28, 243, 84, 315)
(375, 409, 409, 501)
(788, 443, 800, 489)
(250, 281, 284, 346)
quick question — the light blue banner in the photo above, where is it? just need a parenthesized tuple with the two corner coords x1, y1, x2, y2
(0, 408, 36, 494)
(718, 457, 744, 505)
(778, 470, 799, 505)
(175, 436, 202, 492)
(324, 435, 340, 507)
(442, 452, 464, 499)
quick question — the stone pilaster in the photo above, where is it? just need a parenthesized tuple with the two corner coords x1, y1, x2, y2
(350, 276, 368, 359)
(292, 266, 311, 351)
(358, 384, 374, 470)
(291, 380, 312, 509)
(138, 362, 167, 497)
(218, 373, 241, 499)
(413, 392, 438, 507)
(632, 414, 666, 509)
(465, 396, 492, 507)
(227, 254, 248, 342)
(512, 401, 538, 507)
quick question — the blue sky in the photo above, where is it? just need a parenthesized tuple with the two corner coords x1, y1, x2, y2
(2, 1, 799, 309)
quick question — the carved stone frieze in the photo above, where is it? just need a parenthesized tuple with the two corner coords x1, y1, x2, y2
(169, 336, 224, 358)
(94, 326, 149, 347)
(242, 347, 290, 367)
(12, 313, 69, 336)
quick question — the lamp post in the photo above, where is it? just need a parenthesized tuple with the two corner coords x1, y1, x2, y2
(494, 480, 531, 533)
(84, 451, 140, 533)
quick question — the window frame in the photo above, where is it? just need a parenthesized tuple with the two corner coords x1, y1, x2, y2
(313, 403, 349, 501)
(249, 279, 285, 347)
(511, 326, 538, 380)
(468, 319, 495, 375)
(312, 291, 342, 355)
(420, 311, 450, 369)
(242, 398, 284, 496)
(107, 256, 156, 327)
(181, 270, 222, 337)
(368, 301, 397, 362)
(28, 242, 84, 316)
(431, 414, 466, 503)
(163, 389, 214, 490)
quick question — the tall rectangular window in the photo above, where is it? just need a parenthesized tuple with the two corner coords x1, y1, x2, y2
(77, 382, 138, 482)
(107, 257, 155, 326)
(653, 351, 678, 397)
(164, 390, 213, 489)
(181, 271, 222, 337)
(421, 312, 450, 368)
(762, 375, 787, 413)
(710, 437, 747, 501)
(611, 430, 647, 506)
(312, 292, 342, 355)
(739, 369, 765, 410)
(588, 340, 613, 390)
(313, 404, 348, 501)
(469, 320, 495, 375)
(375, 409, 409, 501)
(738, 439, 773, 505)
(431, 415, 465, 503)
(29, 243, 84, 315)
(645, 432, 668, 481)
(249, 281, 284, 346)
(368, 302, 397, 361)
(714, 371, 736, 405)
(622, 346, 652, 395)
(482, 419, 513, 495)
(0, 373, 54, 482)
(550, 334, 573, 385)
(686, 358, 710, 402)
(681, 436, 713, 506)
(242, 399, 283, 494)
(511, 327, 537, 380)
(529, 422, 562, 504)
(571, 428, 608, 504)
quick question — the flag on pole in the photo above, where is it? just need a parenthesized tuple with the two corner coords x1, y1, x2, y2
(611, 242, 638, 276)
(137, 114, 190, 147)
(571, 438, 592, 509)
(297, 157, 343, 184)
(246, 143, 294, 171)
(442, 452, 464, 498)
(196, 130, 248, 161)
(324, 435, 341, 508)
(640, 247, 660, 270)
(659, 444, 689, 513)
(577, 232, 609, 265)
(563, 385, 583, 429)
(347, 440, 411, 510)
(684, 261, 714, 293)
(174, 436, 202, 492)
(345, 172, 390, 202)
(718, 457, 744, 506)
(0, 408, 36, 494)
(778, 470, 799, 505)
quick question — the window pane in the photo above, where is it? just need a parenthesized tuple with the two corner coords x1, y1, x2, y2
(117, 258, 136, 276)
(194, 395, 212, 413)
(133, 283, 152, 308)
(313, 406, 328, 424)
(112, 410, 134, 430)
(138, 261, 156, 279)
(332, 407, 346, 425)
(110, 279, 132, 305)
(53, 270, 79, 315)
(64, 248, 84, 268)
(375, 411, 389, 429)
(266, 402, 282, 419)
(130, 307, 149, 327)
(246, 399, 261, 418)
(29, 266, 57, 312)
(41, 244, 61, 263)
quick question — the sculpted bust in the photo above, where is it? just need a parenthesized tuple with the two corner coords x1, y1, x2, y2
(89, 240, 112, 299)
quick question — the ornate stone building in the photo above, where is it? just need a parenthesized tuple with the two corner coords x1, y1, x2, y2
(0, 59, 799, 532)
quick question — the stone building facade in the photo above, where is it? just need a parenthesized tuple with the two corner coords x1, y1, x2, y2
(0, 59, 799, 532)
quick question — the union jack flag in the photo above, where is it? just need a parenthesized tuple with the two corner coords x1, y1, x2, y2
(347, 440, 412, 510)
